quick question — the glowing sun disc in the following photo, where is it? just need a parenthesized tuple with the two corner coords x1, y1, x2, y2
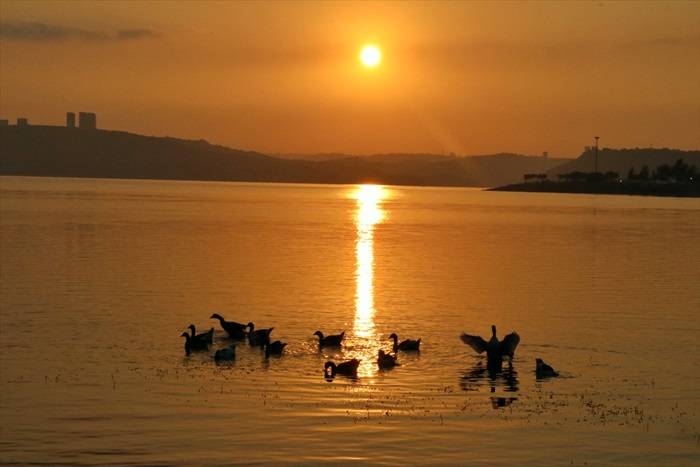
(359, 45, 382, 68)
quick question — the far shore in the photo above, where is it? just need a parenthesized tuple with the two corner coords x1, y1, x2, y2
(489, 180, 700, 198)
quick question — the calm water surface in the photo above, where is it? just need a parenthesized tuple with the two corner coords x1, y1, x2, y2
(1, 176, 699, 465)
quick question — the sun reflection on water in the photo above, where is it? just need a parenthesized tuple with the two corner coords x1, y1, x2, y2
(351, 185, 387, 378)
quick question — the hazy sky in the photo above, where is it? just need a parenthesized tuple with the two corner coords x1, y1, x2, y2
(1, 1, 699, 156)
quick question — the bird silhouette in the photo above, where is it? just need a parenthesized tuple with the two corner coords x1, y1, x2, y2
(324, 359, 360, 377)
(388, 333, 421, 352)
(314, 330, 345, 347)
(460, 325, 520, 367)
(535, 358, 558, 378)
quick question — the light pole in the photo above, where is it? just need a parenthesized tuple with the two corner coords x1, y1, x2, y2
(594, 136, 600, 174)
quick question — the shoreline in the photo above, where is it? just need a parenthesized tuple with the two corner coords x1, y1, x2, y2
(489, 180, 700, 198)
(3, 174, 700, 199)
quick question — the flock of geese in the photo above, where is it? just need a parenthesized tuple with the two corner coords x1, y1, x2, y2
(181, 315, 559, 379)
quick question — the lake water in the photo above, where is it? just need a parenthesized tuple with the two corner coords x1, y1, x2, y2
(1, 176, 699, 466)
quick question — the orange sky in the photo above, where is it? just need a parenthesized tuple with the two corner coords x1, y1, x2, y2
(1, 1, 699, 156)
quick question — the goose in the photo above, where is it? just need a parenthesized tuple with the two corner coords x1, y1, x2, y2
(210, 313, 247, 339)
(535, 358, 558, 378)
(264, 340, 287, 358)
(181, 332, 209, 354)
(377, 350, 399, 369)
(188, 324, 214, 345)
(388, 333, 421, 352)
(324, 359, 360, 377)
(214, 344, 236, 361)
(247, 322, 273, 346)
(460, 325, 520, 365)
(314, 330, 345, 347)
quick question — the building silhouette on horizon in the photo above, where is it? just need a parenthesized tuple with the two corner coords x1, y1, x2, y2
(0, 111, 97, 129)
(78, 112, 97, 130)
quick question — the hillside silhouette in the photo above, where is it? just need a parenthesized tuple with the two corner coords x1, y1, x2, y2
(4, 126, 696, 189)
(0, 126, 564, 187)
(548, 147, 700, 178)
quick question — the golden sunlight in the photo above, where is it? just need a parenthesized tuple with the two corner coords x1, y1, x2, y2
(352, 185, 386, 377)
(359, 44, 382, 68)
(354, 185, 385, 336)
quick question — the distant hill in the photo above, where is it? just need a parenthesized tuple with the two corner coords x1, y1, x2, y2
(458, 154, 567, 187)
(269, 151, 568, 186)
(268, 152, 355, 161)
(0, 126, 311, 182)
(273, 152, 355, 161)
(549, 147, 700, 177)
(1, 125, 565, 187)
(274, 152, 462, 162)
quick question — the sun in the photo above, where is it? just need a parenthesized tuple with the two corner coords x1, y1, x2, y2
(359, 44, 382, 68)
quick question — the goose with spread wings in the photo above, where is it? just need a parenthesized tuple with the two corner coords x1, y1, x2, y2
(460, 325, 520, 364)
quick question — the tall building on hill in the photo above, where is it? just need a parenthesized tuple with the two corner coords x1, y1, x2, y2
(17, 118, 28, 126)
(66, 112, 76, 128)
(78, 112, 97, 130)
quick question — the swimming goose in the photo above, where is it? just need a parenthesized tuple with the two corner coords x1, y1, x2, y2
(188, 324, 214, 345)
(377, 350, 399, 369)
(264, 340, 287, 358)
(460, 325, 520, 365)
(314, 330, 345, 347)
(181, 332, 209, 354)
(247, 322, 273, 346)
(324, 359, 360, 377)
(210, 313, 247, 339)
(214, 344, 236, 361)
(388, 333, 421, 352)
(535, 358, 558, 378)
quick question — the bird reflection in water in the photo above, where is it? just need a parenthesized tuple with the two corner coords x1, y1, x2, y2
(460, 359, 519, 409)
(351, 185, 387, 378)
(490, 396, 517, 409)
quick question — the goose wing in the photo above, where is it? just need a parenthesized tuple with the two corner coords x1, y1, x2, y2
(268, 340, 286, 352)
(192, 331, 212, 345)
(330, 331, 345, 342)
(190, 339, 209, 351)
(346, 358, 360, 371)
(460, 333, 488, 354)
(399, 338, 421, 351)
(337, 359, 360, 374)
(499, 332, 520, 357)
(224, 320, 247, 332)
(251, 327, 273, 338)
(322, 332, 344, 346)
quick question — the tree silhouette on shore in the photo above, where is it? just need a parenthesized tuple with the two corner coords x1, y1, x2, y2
(628, 159, 697, 183)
